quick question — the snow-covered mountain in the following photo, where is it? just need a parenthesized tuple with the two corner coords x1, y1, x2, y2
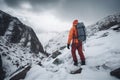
(25, 13, 120, 80)
(87, 13, 120, 36)
(0, 10, 48, 80)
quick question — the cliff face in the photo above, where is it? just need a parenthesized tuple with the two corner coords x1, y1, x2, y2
(0, 10, 46, 79)
(0, 10, 44, 54)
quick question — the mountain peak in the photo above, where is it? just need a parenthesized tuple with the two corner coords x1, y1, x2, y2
(0, 10, 47, 79)
(87, 12, 120, 36)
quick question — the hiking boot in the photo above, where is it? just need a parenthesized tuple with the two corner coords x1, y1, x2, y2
(74, 61, 78, 66)
(81, 61, 86, 65)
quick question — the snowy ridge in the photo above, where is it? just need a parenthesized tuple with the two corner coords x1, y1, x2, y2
(87, 12, 120, 36)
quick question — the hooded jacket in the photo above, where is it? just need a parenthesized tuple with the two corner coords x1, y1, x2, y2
(67, 25, 79, 44)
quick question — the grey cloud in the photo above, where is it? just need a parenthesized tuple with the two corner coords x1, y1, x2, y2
(54, 0, 120, 23)
(2, 0, 120, 25)
(29, 0, 59, 4)
(4, 0, 24, 7)
(3, 0, 61, 11)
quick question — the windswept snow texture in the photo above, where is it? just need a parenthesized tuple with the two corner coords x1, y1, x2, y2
(25, 24, 120, 80)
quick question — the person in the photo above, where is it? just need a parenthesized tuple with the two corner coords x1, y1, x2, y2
(67, 19, 86, 66)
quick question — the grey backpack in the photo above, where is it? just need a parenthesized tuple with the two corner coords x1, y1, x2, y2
(76, 22, 86, 41)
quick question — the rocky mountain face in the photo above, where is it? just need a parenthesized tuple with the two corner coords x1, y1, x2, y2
(0, 10, 47, 79)
(87, 13, 120, 36)
(0, 10, 45, 54)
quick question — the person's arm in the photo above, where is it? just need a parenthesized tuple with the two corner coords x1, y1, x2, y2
(67, 27, 73, 45)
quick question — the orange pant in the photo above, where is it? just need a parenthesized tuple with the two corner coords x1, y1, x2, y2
(71, 42, 85, 62)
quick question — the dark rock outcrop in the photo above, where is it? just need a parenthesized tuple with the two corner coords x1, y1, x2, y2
(70, 68, 82, 74)
(10, 66, 31, 80)
(110, 68, 120, 79)
(51, 50, 62, 58)
(53, 58, 63, 65)
(112, 24, 120, 31)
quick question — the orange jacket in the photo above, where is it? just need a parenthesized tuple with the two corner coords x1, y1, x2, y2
(67, 25, 79, 44)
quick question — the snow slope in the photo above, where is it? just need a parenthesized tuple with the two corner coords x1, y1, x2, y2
(37, 32, 59, 47)
(24, 26, 120, 80)
(24, 13, 120, 80)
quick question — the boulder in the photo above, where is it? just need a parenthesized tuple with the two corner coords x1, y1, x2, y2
(110, 68, 120, 79)
(51, 50, 62, 58)
(10, 66, 31, 80)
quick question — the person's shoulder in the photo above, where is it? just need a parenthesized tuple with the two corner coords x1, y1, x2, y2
(70, 26, 75, 30)
(69, 26, 74, 33)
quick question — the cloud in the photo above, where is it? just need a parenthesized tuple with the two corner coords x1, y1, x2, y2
(53, 0, 120, 24)
(3, 0, 62, 11)
(4, 0, 22, 7)
(3, 0, 120, 21)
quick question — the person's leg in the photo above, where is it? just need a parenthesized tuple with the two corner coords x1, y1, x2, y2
(71, 44, 78, 65)
(77, 42, 85, 65)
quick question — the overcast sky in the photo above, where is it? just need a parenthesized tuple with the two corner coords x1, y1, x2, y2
(0, 0, 120, 32)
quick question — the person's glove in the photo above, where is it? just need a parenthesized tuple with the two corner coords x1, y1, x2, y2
(67, 44, 70, 49)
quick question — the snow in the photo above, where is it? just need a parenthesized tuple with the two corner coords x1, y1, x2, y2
(37, 32, 59, 47)
(84, 29, 120, 70)
(44, 31, 68, 53)
(24, 25, 120, 80)
(0, 36, 45, 78)
(25, 65, 118, 80)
